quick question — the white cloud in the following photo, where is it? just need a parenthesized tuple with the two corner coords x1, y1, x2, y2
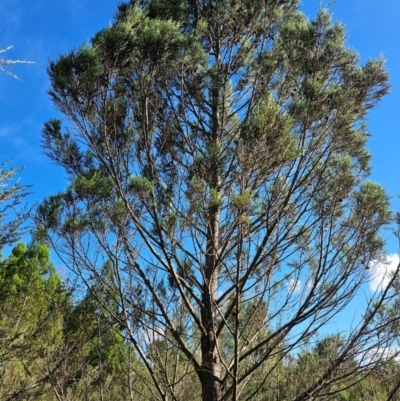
(369, 253, 400, 291)
(358, 346, 400, 368)
(287, 277, 301, 294)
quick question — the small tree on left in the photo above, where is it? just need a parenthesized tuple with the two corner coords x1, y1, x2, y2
(0, 162, 30, 249)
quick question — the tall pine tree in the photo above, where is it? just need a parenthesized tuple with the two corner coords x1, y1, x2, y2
(37, 1, 400, 400)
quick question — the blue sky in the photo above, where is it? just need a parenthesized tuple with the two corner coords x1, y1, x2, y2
(1, 1, 399, 276)
(1, 0, 119, 201)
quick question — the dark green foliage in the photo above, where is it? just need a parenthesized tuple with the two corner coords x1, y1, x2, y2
(0, 242, 62, 398)
(0, 241, 148, 400)
(0, 242, 58, 303)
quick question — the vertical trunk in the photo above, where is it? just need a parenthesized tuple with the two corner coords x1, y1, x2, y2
(200, 64, 222, 401)
(199, 20, 224, 399)
(200, 215, 221, 401)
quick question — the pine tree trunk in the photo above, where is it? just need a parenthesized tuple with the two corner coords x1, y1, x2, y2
(200, 168, 221, 401)
(200, 69, 223, 400)
(200, 219, 221, 401)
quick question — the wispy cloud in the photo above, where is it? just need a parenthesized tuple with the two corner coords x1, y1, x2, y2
(357, 346, 400, 368)
(369, 253, 400, 291)
(287, 277, 302, 294)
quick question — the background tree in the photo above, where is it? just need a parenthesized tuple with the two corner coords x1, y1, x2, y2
(0, 241, 144, 401)
(0, 163, 30, 249)
(37, 1, 400, 400)
(38, 284, 133, 401)
(0, 241, 63, 399)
